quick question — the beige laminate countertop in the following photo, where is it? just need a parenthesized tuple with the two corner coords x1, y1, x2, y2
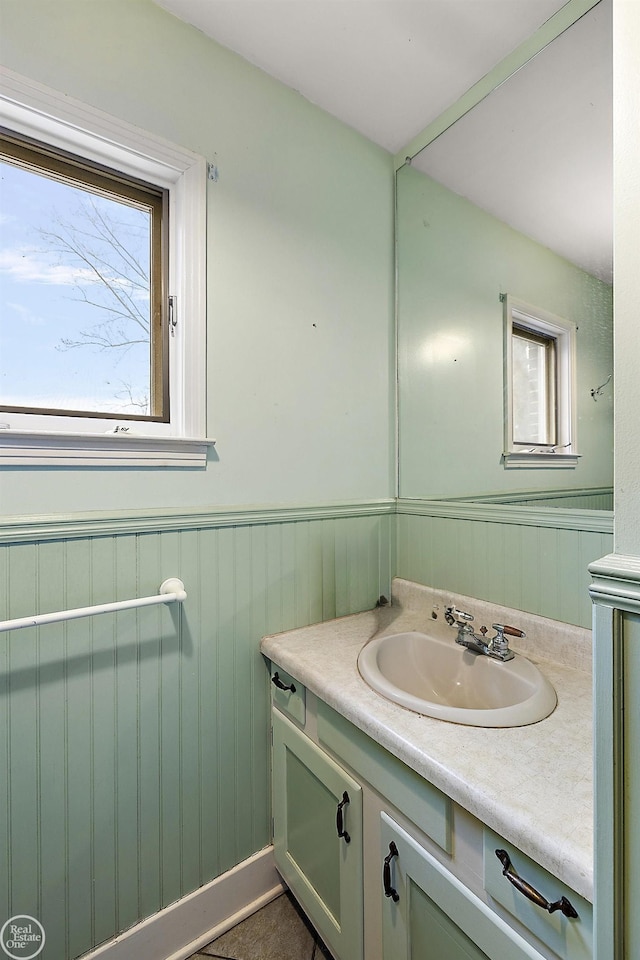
(260, 581, 593, 903)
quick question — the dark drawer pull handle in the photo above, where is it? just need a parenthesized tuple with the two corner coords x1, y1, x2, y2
(271, 672, 296, 693)
(383, 841, 400, 902)
(495, 850, 579, 919)
(336, 791, 350, 843)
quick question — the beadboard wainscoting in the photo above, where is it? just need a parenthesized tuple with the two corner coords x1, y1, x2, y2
(396, 499, 614, 629)
(0, 501, 394, 960)
(447, 487, 614, 511)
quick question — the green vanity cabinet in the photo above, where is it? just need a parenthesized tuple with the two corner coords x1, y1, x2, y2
(269, 662, 590, 960)
(380, 814, 545, 960)
(271, 708, 364, 960)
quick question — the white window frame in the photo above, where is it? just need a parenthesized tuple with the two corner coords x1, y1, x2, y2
(503, 295, 579, 469)
(0, 67, 212, 467)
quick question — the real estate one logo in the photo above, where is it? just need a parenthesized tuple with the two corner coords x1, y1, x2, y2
(0, 916, 45, 959)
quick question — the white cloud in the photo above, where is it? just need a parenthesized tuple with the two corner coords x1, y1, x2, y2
(0, 247, 139, 292)
(5, 301, 45, 327)
(0, 247, 102, 286)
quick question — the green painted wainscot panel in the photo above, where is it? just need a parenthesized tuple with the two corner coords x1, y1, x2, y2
(397, 500, 613, 629)
(0, 501, 393, 960)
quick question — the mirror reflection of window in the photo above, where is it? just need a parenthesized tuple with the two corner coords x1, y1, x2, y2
(504, 297, 576, 464)
(512, 326, 557, 447)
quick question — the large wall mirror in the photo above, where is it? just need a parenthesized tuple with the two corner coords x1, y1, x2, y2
(396, 0, 613, 511)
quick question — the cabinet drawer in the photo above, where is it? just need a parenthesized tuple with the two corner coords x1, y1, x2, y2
(483, 829, 592, 960)
(317, 700, 451, 853)
(268, 662, 306, 726)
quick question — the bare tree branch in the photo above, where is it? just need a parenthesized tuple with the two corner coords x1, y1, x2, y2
(37, 194, 152, 351)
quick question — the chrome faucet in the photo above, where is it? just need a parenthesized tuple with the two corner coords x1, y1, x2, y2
(444, 605, 524, 662)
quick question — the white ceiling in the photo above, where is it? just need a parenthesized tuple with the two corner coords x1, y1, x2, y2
(413, 0, 612, 281)
(154, 0, 613, 282)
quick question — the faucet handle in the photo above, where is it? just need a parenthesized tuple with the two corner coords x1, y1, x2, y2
(445, 605, 474, 625)
(490, 623, 525, 657)
(491, 623, 526, 639)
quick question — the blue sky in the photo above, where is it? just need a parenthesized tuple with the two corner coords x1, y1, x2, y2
(0, 158, 152, 417)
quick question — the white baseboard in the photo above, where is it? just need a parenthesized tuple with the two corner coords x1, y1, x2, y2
(79, 846, 286, 960)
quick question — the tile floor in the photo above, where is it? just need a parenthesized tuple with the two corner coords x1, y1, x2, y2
(187, 892, 335, 960)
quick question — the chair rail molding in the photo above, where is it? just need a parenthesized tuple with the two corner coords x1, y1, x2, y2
(589, 553, 640, 613)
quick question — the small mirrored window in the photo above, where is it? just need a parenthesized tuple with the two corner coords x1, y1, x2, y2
(503, 296, 577, 466)
(512, 324, 557, 446)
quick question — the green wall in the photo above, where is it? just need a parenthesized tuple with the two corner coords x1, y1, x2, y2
(396, 163, 613, 501)
(0, 0, 395, 516)
(0, 505, 394, 959)
(0, 2, 615, 958)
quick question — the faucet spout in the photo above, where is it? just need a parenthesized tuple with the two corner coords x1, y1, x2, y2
(445, 605, 521, 661)
(457, 633, 488, 654)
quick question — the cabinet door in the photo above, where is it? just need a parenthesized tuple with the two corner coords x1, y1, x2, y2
(272, 709, 363, 960)
(380, 813, 545, 960)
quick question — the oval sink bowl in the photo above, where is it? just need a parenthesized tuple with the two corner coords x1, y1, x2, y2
(357, 631, 557, 727)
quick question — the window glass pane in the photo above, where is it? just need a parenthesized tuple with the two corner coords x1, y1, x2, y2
(512, 330, 554, 444)
(0, 155, 155, 418)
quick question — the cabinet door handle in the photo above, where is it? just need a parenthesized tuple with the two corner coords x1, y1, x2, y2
(495, 850, 578, 918)
(336, 791, 351, 843)
(271, 672, 296, 693)
(383, 841, 400, 902)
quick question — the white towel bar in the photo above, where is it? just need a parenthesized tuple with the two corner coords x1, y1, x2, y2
(0, 578, 187, 634)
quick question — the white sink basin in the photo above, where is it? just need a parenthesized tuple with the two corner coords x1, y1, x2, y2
(357, 631, 557, 727)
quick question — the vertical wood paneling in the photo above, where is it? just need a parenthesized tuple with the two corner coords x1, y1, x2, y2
(307, 521, 324, 627)
(232, 524, 256, 866)
(397, 509, 613, 628)
(114, 533, 143, 931)
(292, 522, 309, 627)
(88, 535, 117, 949)
(321, 520, 337, 621)
(64, 538, 93, 958)
(0, 545, 9, 925)
(7, 546, 39, 932)
(0, 507, 391, 960)
(334, 519, 349, 617)
(279, 523, 297, 633)
(36, 539, 67, 951)
(215, 526, 238, 877)
(248, 524, 270, 854)
(197, 527, 220, 885)
(132, 534, 161, 929)
(537, 525, 559, 620)
(178, 529, 204, 898)
(159, 530, 184, 910)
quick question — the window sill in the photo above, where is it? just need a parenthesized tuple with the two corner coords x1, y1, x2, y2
(0, 431, 216, 467)
(503, 451, 580, 469)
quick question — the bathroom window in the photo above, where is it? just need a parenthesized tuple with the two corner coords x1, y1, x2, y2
(503, 296, 578, 467)
(0, 70, 208, 466)
(1, 130, 169, 422)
